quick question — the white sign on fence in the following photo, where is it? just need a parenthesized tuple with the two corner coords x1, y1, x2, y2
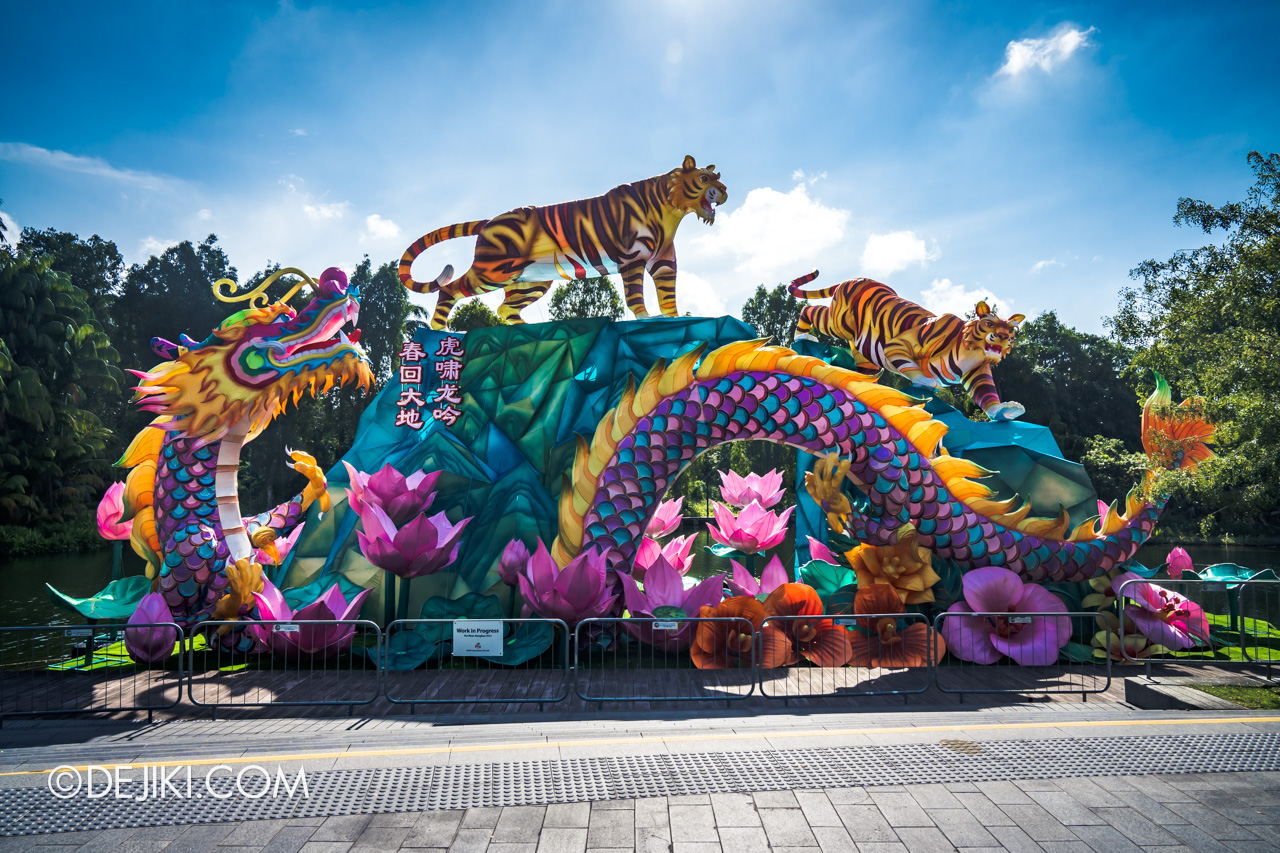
(452, 620, 503, 656)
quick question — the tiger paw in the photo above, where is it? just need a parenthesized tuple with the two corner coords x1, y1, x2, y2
(986, 401, 1025, 421)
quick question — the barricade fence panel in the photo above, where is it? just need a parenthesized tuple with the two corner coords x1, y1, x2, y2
(0, 623, 185, 717)
(574, 617, 757, 704)
(1115, 577, 1253, 667)
(384, 618, 571, 710)
(186, 620, 381, 711)
(932, 611, 1111, 699)
(758, 613, 933, 701)
(1238, 578, 1280, 675)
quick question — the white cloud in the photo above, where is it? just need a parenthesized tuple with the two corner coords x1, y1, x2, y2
(920, 278, 1013, 318)
(196, 208, 213, 221)
(791, 169, 827, 186)
(997, 25, 1097, 77)
(1030, 258, 1063, 273)
(860, 230, 939, 277)
(690, 182, 849, 279)
(302, 201, 348, 220)
(673, 270, 725, 317)
(0, 142, 178, 190)
(0, 210, 19, 247)
(362, 213, 401, 241)
(289, 128, 308, 137)
(139, 236, 178, 258)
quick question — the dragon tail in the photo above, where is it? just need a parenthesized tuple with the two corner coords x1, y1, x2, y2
(397, 220, 488, 294)
(1141, 370, 1215, 471)
(788, 269, 841, 300)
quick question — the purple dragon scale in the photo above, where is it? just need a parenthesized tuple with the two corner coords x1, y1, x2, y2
(154, 435, 312, 626)
(581, 371, 1160, 583)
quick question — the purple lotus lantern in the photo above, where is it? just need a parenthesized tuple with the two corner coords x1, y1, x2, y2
(344, 461, 441, 525)
(498, 539, 531, 587)
(1166, 547, 1194, 581)
(618, 554, 724, 651)
(252, 579, 372, 657)
(347, 463, 471, 624)
(1113, 572, 1210, 650)
(516, 541, 618, 628)
(124, 592, 179, 664)
(725, 555, 790, 598)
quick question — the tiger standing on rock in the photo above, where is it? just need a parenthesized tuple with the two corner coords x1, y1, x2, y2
(789, 270, 1027, 421)
(398, 156, 727, 328)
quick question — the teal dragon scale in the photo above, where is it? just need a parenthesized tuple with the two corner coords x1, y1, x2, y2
(550, 340, 1213, 584)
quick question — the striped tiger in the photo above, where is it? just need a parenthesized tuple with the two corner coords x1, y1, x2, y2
(789, 270, 1027, 421)
(398, 156, 727, 328)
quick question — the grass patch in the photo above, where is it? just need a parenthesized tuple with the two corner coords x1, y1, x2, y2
(1189, 683, 1280, 709)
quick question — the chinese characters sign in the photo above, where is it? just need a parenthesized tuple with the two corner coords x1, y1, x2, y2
(395, 335, 465, 431)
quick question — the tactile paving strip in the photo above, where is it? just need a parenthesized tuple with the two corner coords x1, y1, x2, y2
(2, 732, 1278, 836)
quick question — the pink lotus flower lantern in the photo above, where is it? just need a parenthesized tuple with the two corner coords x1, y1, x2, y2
(357, 503, 468, 579)
(96, 482, 133, 541)
(1166, 547, 1194, 580)
(252, 579, 372, 657)
(645, 497, 685, 538)
(1112, 572, 1210, 650)
(124, 592, 179, 664)
(940, 566, 1072, 666)
(618, 554, 725, 651)
(498, 539, 531, 586)
(719, 469, 785, 509)
(725, 555, 790, 598)
(708, 500, 794, 555)
(517, 541, 619, 628)
(805, 536, 841, 566)
(344, 461, 441, 525)
(633, 534, 696, 579)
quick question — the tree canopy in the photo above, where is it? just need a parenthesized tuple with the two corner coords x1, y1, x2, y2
(1110, 151, 1280, 533)
(548, 276, 623, 321)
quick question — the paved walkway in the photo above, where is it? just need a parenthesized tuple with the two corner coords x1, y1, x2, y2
(2, 706, 1279, 851)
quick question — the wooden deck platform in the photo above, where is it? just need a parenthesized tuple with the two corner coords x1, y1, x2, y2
(2, 660, 1270, 721)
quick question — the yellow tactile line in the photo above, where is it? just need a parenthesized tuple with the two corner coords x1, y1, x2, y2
(2, 714, 1277, 778)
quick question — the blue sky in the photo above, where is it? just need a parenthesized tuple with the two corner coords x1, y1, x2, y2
(2, 1, 1276, 332)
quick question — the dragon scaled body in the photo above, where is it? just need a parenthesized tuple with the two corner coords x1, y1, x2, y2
(119, 268, 373, 626)
(553, 341, 1212, 584)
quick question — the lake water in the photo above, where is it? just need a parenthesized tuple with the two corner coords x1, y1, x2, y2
(3, 537, 1278, 627)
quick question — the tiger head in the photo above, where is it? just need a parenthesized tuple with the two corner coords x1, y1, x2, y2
(668, 155, 727, 224)
(963, 301, 1025, 363)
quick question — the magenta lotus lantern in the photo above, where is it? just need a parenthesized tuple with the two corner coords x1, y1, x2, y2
(707, 500, 793, 555)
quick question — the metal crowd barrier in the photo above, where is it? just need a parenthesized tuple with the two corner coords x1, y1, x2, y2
(0, 623, 184, 720)
(573, 617, 757, 706)
(758, 613, 934, 703)
(933, 611, 1111, 701)
(1239, 578, 1280, 677)
(186, 619, 381, 717)
(384, 618, 571, 712)
(1115, 576, 1260, 673)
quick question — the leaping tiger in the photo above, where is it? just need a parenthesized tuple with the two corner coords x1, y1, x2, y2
(789, 270, 1027, 421)
(398, 156, 727, 328)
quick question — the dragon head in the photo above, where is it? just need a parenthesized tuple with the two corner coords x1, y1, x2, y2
(669, 154, 727, 224)
(132, 267, 373, 445)
(963, 301, 1025, 363)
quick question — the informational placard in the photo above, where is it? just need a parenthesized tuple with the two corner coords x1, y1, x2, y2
(452, 620, 503, 656)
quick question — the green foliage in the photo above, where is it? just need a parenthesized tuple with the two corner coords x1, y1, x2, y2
(548, 276, 623, 321)
(1110, 151, 1280, 532)
(0, 251, 121, 523)
(449, 299, 504, 331)
(741, 283, 800, 345)
(0, 519, 104, 558)
(994, 311, 1142, 458)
